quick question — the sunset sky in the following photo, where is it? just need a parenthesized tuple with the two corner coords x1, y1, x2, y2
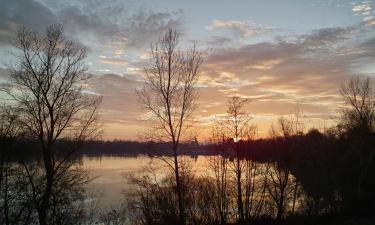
(1, 0, 375, 140)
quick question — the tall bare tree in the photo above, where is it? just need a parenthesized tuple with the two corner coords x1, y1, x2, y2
(3, 24, 101, 225)
(137, 28, 202, 225)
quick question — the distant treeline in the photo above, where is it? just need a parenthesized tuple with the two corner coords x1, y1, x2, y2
(79, 140, 212, 156)
(0, 138, 217, 158)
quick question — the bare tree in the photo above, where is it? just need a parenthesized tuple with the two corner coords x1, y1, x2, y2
(137, 28, 202, 225)
(222, 96, 253, 222)
(208, 125, 231, 224)
(243, 155, 260, 220)
(289, 108, 304, 216)
(341, 76, 375, 131)
(265, 162, 293, 220)
(265, 115, 302, 220)
(3, 24, 101, 225)
(224, 97, 252, 143)
(0, 105, 22, 139)
(340, 76, 375, 197)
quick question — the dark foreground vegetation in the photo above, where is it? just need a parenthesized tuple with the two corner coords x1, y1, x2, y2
(1, 25, 375, 225)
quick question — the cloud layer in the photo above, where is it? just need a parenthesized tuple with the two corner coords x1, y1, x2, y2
(0, 0, 184, 49)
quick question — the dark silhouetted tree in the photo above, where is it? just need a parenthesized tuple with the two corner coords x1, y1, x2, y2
(222, 96, 253, 222)
(137, 28, 202, 225)
(3, 24, 101, 225)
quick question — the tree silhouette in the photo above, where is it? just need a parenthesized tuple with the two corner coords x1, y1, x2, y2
(3, 24, 101, 225)
(137, 28, 202, 225)
(222, 96, 253, 222)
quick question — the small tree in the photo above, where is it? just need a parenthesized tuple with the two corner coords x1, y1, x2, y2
(4, 24, 101, 225)
(137, 28, 202, 225)
(222, 96, 253, 222)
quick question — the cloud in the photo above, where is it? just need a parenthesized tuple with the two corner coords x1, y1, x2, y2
(352, 1, 372, 14)
(122, 10, 185, 49)
(205, 35, 234, 47)
(301, 27, 357, 47)
(0, 68, 10, 83)
(87, 73, 142, 125)
(0, 0, 58, 44)
(198, 22, 375, 121)
(0, 0, 184, 50)
(206, 19, 261, 37)
(359, 37, 375, 54)
(98, 56, 129, 65)
(352, 1, 375, 23)
(59, 7, 184, 49)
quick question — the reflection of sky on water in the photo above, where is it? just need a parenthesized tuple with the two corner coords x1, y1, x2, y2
(83, 155, 208, 208)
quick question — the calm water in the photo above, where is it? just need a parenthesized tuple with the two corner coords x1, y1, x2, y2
(82, 155, 209, 208)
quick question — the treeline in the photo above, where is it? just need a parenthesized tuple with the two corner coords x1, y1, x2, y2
(0, 139, 210, 159)
(80, 140, 209, 156)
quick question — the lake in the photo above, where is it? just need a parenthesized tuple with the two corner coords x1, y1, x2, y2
(82, 155, 210, 208)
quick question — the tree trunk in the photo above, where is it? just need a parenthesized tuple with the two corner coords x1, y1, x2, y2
(277, 193, 285, 221)
(173, 145, 185, 225)
(38, 147, 53, 225)
(276, 202, 284, 221)
(291, 181, 298, 215)
(3, 165, 9, 225)
(236, 146, 244, 223)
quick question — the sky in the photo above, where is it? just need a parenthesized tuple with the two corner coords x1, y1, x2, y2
(0, 0, 375, 140)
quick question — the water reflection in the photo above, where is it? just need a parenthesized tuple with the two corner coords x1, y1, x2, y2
(83, 155, 208, 207)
